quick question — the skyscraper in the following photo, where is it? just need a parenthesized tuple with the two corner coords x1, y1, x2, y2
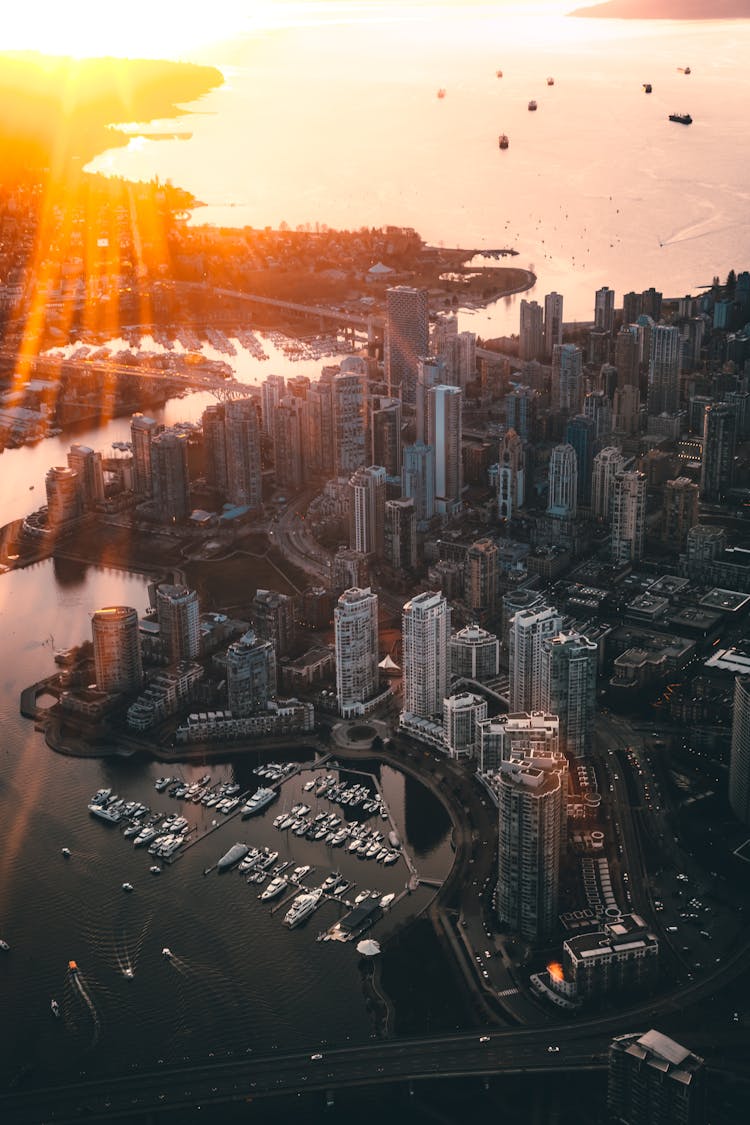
(155, 584, 200, 664)
(201, 403, 228, 494)
(443, 692, 488, 758)
(544, 291, 564, 356)
(565, 415, 596, 507)
(130, 413, 161, 497)
(584, 389, 612, 444)
(332, 361, 369, 478)
(224, 397, 262, 510)
(349, 465, 387, 556)
(612, 383, 641, 435)
(505, 384, 537, 441)
(370, 395, 402, 477)
(252, 588, 296, 658)
(402, 441, 435, 523)
(540, 630, 597, 758)
(547, 443, 578, 518)
(260, 374, 286, 436)
(416, 355, 447, 444)
(67, 444, 104, 508)
(438, 330, 477, 388)
(92, 606, 143, 694)
(611, 470, 646, 565)
(497, 428, 525, 520)
(519, 299, 544, 361)
(509, 603, 562, 713)
(334, 587, 379, 717)
(305, 375, 335, 476)
(729, 675, 750, 826)
(700, 402, 736, 502)
(607, 1031, 705, 1125)
(274, 395, 305, 492)
(151, 430, 190, 523)
(592, 446, 626, 520)
(494, 757, 564, 942)
(226, 629, 277, 716)
(477, 711, 560, 774)
(427, 384, 462, 513)
(402, 591, 450, 721)
(594, 285, 616, 334)
(45, 466, 82, 526)
(450, 624, 500, 682)
(465, 538, 498, 617)
(384, 497, 417, 570)
(553, 343, 584, 414)
(384, 285, 429, 404)
(615, 325, 640, 389)
(648, 325, 681, 416)
(662, 477, 699, 547)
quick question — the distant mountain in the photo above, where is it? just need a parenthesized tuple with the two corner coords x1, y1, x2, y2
(570, 0, 750, 17)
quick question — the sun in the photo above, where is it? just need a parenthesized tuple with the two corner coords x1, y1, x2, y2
(0, 0, 265, 60)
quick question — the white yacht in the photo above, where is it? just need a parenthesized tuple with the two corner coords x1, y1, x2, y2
(283, 888, 323, 928)
(260, 875, 288, 901)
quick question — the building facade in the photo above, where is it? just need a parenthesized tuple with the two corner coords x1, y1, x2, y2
(334, 586, 380, 718)
(401, 591, 451, 721)
(92, 606, 143, 694)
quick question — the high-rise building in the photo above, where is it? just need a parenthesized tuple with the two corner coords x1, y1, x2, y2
(332, 547, 369, 594)
(615, 325, 640, 390)
(497, 428, 525, 520)
(494, 757, 564, 942)
(67, 444, 104, 508)
(465, 538, 498, 617)
(402, 591, 451, 721)
(592, 446, 626, 520)
(611, 470, 646, 565)
(641, 287, 663, 321)
(622, 291, 641, 325)
(612, 383, 641, 435)
(584, 389, 612, 444)
(334, 586, 379, 717)
(45, 466, 82, 526)
(305, 375, 335, 476)
(286, 374, 310, 401)
(427, 384, 463, 513)
(151, 430, 190, 522)
(519, 299, 544, 361)
(729, 675, 750, 826)
(92, 606, 143, 694)
(155, 584, 200, 664)
(416, 355, 446, 444)
(544, 291, 564, 356)
(384, 497, 417, 571)
(130, 414, 162, 497)
(477, 711, 560, 774)
(565, 415, 596, 506)
(547, 443, 578, 518)
(402, 441, 436, 524)
(226, 629, 276, 716)
(607, 1030, 705, 1125)
(648, 325, 682, 416)
(384, 285, 429, 404)
(224, 397, 262, 510)
(332, 361, 369, 477)
(662, 477, 699, 547)
(370, 395, 402, 477)
(260, 374, 286, 435)
(509, 603, 562, 712)
(252, 588, 296, 658)
(201, 403, 228, 494)
(553, 343, 584, 415)
(450, 624, 500, 682)
(505, 384, 537, 441)
(438, 331, 477, 389)
(501, 589, 547, 667)
(443, 692, 488, 758)
(700, 402, 736, 502)
(594, 286, 616, 334)
(349, 465, 387, 556)
(540, 630, 597, 758)
(274, 395, 305, 492)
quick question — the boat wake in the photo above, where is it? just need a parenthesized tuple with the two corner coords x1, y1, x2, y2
(113, 917, 151, 979)
(69, 968, 102, 1048)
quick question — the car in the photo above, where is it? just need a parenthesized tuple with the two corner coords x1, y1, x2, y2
(310, 1053, 323, 1061)
(479, 1036, 491, 1043)
(482, 970, 489, 979)
(547, 1046, 560, 1053)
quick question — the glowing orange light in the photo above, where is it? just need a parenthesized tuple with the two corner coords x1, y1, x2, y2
(547, 961, 564, 982)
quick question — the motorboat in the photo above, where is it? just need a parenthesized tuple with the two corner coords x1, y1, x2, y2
(260, 876, 288, 901)
(528, 100, 537, 111)
(498, 134, 509, 149)
(0, 939, 9, 951)
(122, 883, 134, 893)
(150, 865, 162, 875)
(61, 847, 71, 857)
(669, 112, 692, 124)
(241, 787, 278, 818)
(50, 999, 60, 1017)
(283, 888, 323, 928)
(380, 893, 396, 909)
(68, 960, 78, 972)
(162, 947, 173, 959)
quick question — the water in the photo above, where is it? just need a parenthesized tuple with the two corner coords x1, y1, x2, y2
(85, 3, 750, 331)
(0, 558, 453, 1088)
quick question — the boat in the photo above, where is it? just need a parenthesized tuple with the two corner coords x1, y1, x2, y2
(217, 842, 250, 872)
(383, 851, 399, 865)
(154, 777, 172, 792)
(669, 112, 692, 124)
(68, 960, 78, 972)
(498, 134, 509, 149)
(162, 947, 173, 959)
(50, 999, 60, 1018)
(122, 882, 134, 893)
(61, 847, 71, 858)
(122, 823, 141, 839)
(379, 893, 396, 909)
(528, 100, 537, 111)
(547, 76, 554, 85)
(437, 88, 446, 99)
(240, 787, 278, 818)
(283, 888, 323, 928)
(134, 826, 159, 847)
(260, 875, 288, 901)
(0, 939, 9, 951)
(88, 802, 122, 823)
(388, 831, 401, 849)
(150, 865, 162, 875)
(496, 69, 503, 78)
(643, 83, 652, 93)
(354, 890, 371, 904)
(303, 779, 316, 792)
